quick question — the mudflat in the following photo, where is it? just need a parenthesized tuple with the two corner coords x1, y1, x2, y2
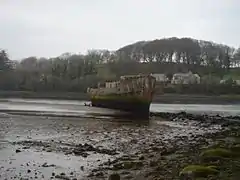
(0, 99, 239, 179)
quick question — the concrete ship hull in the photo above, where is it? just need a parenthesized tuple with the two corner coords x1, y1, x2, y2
(87, 74, 157, 118)
(91, 95, 151, 117)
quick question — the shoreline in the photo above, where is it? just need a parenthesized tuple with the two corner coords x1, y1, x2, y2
(0, 91, 239, 105)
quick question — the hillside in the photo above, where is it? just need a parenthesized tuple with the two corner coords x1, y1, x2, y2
(0, 37, 240, 94)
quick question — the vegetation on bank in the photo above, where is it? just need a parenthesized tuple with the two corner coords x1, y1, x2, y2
(1, 37, 240, 95)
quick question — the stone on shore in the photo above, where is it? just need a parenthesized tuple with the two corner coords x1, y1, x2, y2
(108, 173, 120, 180)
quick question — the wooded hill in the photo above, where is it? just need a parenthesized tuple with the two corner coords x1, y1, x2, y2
(0, 37, 240, 94)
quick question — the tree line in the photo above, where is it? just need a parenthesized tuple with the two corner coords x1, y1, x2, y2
(117, 37, 240, 68)
(0, 37, 240, 94)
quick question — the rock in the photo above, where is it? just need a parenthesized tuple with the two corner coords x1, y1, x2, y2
(123, 161, 143, 169)
(112, 163, 123, 170)
(72, 149, 89, 157)
(46, 149, 52, 152)
(95, 172, 104, 177)
(148, 154, 154, 158)
(55, 175, 70, 180)
(87, 173, 94, 177)
(42, 163, 55, 167)
(149, 160, 158, 167)
(27, 169, 31, 173)
(121, 171, 130, 175)
(108, 173, 120, 180)
(139, 156, 144, 160)
(151, 146, 159, 151)
(52, 172, 55, 176)
(16, 149, 21, 153)
(80, 166, 84, 171)
(124, 175, 133, 179)
(22, 146, 30, 149)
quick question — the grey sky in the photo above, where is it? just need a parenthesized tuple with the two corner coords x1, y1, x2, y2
(0, 0, 239, 60)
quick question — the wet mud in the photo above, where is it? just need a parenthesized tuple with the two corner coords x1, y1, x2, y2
(0, 104, 239, 179)
(88, 113, 240, 180)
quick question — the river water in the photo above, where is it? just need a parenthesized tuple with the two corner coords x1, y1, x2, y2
(0, 98, 239, 117)
(0, 98, 239, 180)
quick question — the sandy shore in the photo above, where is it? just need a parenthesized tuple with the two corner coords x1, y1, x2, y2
(0, 110, 239, 179)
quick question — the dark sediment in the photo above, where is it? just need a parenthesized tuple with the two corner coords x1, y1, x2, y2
(12, 141, 118, 157)
(1, 109, 240, 180)
(88, 112, 240, 180)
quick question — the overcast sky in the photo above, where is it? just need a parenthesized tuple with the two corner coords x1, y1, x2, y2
(0, 0, 239, 60)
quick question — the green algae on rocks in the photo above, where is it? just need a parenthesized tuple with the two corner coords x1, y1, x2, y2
(200, 148, 239, 161)
(179, 165, 219, 178)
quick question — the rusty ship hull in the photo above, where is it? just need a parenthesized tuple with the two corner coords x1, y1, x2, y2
(87, 74, 156, 117)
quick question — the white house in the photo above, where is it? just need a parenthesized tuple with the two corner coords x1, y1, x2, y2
(171, 71, 200, 84)
(151, 73, 169, 83)
(236, 80, 240, 85)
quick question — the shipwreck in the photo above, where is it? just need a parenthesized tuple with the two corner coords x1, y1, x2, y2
(87, 74, 156, 117)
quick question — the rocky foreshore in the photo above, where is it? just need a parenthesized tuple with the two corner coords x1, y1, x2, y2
(87, 112, 240, 180)
(0, 111, 239, 180)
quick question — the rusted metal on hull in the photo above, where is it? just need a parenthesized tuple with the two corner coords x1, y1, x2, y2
(87, 74, 156, 116)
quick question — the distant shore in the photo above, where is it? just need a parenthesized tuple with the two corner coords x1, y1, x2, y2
(0, 91, 239, 104)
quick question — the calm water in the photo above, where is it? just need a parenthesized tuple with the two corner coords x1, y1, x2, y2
(0, 98, 239, 117)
